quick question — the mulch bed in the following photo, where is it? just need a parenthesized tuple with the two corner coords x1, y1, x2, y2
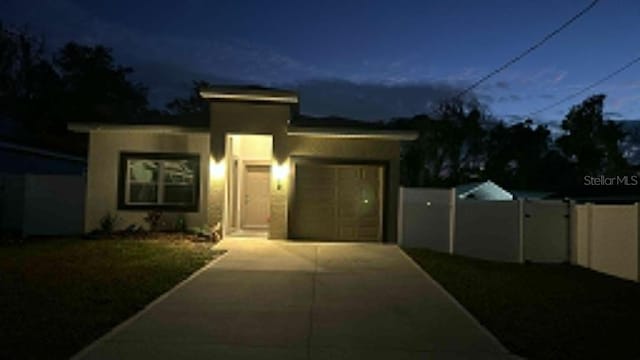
(83, 230, 218, 242)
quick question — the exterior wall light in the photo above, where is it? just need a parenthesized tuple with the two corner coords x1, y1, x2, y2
(272, 163, 289, 190)
(210, 158, 225, 180)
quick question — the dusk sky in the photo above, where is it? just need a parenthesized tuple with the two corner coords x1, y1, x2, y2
(5, 0, 640, 122)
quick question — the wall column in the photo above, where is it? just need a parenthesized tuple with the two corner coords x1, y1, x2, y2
(208, 132, 226, 237)
(449, 188, 456, 254)
(269, 128, 289, 239)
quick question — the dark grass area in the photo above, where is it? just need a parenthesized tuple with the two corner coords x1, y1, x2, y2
(405, 248, 640, 360)
(0, 238, 221, 359)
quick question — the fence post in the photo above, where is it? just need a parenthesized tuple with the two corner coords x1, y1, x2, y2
(636, 202, 639, 282)
(568, 200, 576, 264)
(397, 187, 404, 246)
(449, 188, 456, 254)
(586, 202, 593, 268)
(518, 199, 524, 263)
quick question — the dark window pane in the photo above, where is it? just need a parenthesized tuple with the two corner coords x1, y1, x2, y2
(164, 160, 195, 184)
(129, 184, 158, 203)
(120, 154, 199, 210)
(164, 185, 194, 204)
(129, 160, 159, 182)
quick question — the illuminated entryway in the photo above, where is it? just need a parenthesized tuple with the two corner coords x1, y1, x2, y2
(225, 134, 273, 237)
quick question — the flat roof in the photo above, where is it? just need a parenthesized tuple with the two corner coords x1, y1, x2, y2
(199, 85, 299, 104)
(68, 123, 209, 134)
(70, 123, 418, 141)
(0, 140, 86, 163)
(287, 126, 418, 141)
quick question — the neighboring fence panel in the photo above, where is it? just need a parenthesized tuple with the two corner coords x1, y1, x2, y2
(398, 188, 453, 252)
(22, 175, 85, 236)
(523, 200, 570, 263)
(0, 174, 25, 235)
(573, 204, 639, 281)
(454, 200, 521, 262)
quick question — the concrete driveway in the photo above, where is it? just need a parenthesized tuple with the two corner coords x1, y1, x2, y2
(75, 239, 516, 359)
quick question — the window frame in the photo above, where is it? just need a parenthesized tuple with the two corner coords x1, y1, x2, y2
(118, 152, 200, 212)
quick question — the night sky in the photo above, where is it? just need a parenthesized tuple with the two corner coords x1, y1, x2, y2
(5, 0, 640, 122)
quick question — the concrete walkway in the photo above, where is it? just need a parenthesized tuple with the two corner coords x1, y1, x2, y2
(75, 239, 516, 359)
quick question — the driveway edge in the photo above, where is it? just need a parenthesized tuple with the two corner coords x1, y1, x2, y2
(397, 248, 515, 356)
(71, 248, 229, 360)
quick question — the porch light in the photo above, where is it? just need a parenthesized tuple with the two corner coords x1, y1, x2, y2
(272, 163, 289, 190)
(210, 158, 225, 179)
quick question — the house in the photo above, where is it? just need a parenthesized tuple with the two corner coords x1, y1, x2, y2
(0, 140, 86, 175)
(69, 86, 417, 242)
(455, 180, 513, 201)
(510, 190, 554, 200)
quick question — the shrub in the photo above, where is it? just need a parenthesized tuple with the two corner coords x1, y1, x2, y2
(174, 214, 187, 232)
(99, 212, 120, 234)
(187, 224, 214, 241)
(143, 211, 163, 232)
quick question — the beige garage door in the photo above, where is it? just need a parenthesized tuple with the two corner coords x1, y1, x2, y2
(291, 163, 383, 242)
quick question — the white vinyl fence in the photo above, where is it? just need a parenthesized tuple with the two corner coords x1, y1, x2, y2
(0, 174, 85, 236)
(523, 200, 570, 263)
(398, 187, 571, 263)
(398, 188, 453, 252)
(572, 204, 639, 281)
(399, 187, 640, 282)
(454, 200, 522, 262)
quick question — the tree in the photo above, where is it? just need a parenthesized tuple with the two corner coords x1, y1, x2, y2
(54, 42, 149, 125)
(0, 23, 61, 134)
(431, 101, 486, 185)
(159, 80, 214, 127)
(394, 101, 487, 186)
(1, 24, 152, 154)
(483, 119, 553, 189)
(165, 80, 213, 116)
(555, 94, 628, 178)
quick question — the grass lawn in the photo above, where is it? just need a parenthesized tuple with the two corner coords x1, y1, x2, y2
(405, 248, 640, 360)
(0, 238, 222, 359)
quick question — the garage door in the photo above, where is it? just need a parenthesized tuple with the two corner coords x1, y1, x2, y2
(290, 163, 383, 241)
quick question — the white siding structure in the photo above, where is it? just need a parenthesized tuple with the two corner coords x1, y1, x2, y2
(0, 174, 85, 236)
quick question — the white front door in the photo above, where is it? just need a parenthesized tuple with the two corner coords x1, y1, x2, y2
(242, 165, 270, 228)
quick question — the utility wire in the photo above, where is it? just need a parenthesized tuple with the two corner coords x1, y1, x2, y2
(454, 0, 600, 99)
(529, 54, 640, 116)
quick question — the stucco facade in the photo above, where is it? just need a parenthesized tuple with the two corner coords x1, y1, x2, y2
(207, 99, 402, 242)
(83, 130, 210, 232)
(76, 86, 415, 242)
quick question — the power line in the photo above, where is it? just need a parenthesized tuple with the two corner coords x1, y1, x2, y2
(454, 0, 600, 99)
(529, 54, 640, 116)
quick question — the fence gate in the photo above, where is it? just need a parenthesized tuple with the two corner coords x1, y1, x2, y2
(523, 200, 570, 263)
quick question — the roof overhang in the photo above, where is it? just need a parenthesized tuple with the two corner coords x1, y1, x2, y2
(287, 126, 418, 141)
(68, 123, 209, 134)
(199, 87, 298, 104)
(0, 140, 85, 163)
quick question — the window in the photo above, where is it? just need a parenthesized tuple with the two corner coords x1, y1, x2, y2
(118, 153, 200, 211)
